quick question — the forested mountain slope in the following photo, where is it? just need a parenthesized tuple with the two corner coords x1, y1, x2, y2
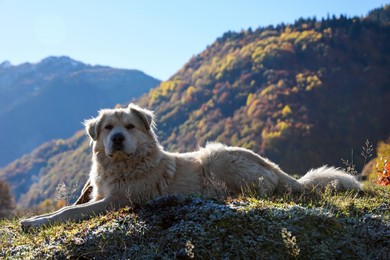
(138, 11, 389, 173)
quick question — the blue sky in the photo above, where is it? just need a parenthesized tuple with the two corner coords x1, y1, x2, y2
(0, 0, 388, 80)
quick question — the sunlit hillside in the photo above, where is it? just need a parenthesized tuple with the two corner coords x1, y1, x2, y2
(139, 10, 390, 173)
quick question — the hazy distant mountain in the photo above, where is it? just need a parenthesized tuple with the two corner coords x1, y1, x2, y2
(0, 56, 160, 166)
(1, 6, 390, 208)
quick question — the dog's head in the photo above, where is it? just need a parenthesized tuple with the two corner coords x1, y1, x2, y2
(84, 103, 158, 160)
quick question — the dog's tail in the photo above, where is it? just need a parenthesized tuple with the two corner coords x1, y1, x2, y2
(297, 166, 362, 192)
(276, 165, 362, 193)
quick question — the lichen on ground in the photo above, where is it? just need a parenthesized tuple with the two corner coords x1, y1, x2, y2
(1, 185, 389, 259)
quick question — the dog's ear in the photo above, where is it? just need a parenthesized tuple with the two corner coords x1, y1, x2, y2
(84, 115, 103, 141)
(128, 103, 155, 131)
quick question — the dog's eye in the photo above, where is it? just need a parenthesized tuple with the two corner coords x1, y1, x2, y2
(126, 124, 135, 130)
(105, 125, 113, 130)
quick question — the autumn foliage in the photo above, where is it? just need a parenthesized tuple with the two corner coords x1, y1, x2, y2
(139, 10, 390, 174)
(373, 139, 390, 186)
(377, 159, 390, 186)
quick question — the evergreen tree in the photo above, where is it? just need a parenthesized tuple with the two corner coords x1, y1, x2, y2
(0, 180, 15, 218)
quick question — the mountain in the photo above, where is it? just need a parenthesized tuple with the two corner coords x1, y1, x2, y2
(2, 131, 90, 208)
(366, 4, 390, 24)
(0, 56, 160, 166)
(138, 9, 390, 173)
(1, 6, 390, 208)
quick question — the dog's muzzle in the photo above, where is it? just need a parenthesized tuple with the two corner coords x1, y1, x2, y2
(111, 133, 125, 151)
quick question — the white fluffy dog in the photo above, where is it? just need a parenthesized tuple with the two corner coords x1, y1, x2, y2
(20, 104, 361, 230)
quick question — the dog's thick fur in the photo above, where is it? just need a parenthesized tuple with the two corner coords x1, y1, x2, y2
(20, 104, 362, 230)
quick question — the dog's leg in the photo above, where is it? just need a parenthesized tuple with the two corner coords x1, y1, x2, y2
(20, 197, 113, 231)
(74, 179, 93, 205)
(22, 180, 94, 221)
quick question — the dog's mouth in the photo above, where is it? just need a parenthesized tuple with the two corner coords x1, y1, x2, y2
(107, 150, 132, 160)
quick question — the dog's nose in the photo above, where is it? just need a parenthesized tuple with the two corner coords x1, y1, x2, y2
(112, 133, 125, 145)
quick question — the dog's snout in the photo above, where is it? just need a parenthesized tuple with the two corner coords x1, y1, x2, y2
(112, 133, 125, 145)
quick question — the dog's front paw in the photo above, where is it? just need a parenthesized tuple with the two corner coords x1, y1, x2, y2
(20, 218, 47, 232)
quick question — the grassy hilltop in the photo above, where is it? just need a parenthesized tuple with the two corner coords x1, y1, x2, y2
(1, 185, 389, 259)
